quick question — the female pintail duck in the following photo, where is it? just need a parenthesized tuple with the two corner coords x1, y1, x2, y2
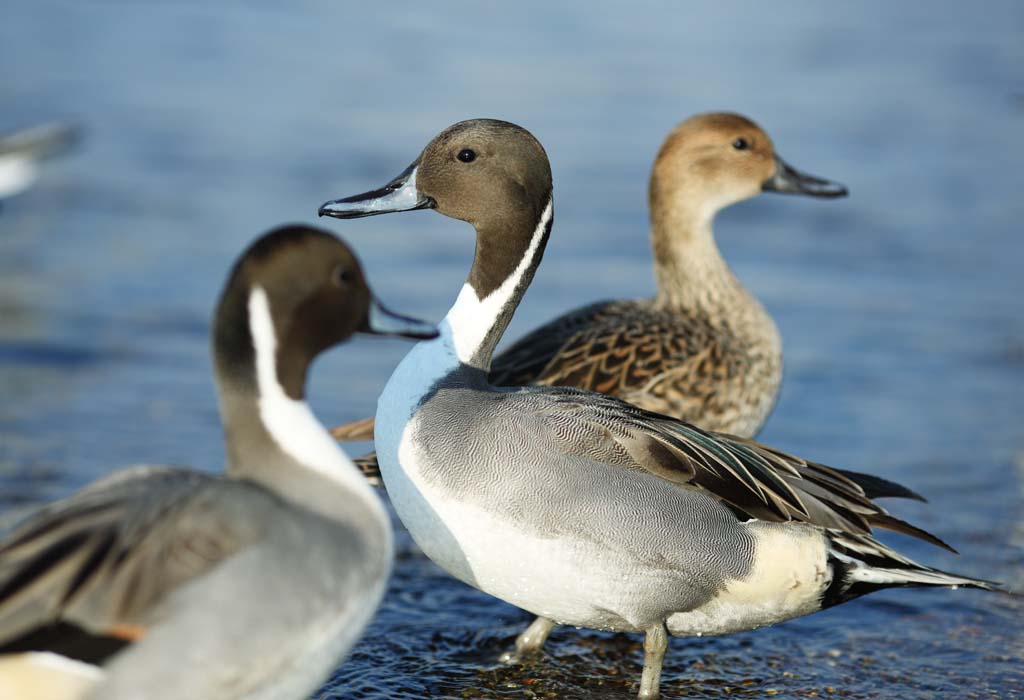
(319, 119, 999, 700)
(329, 111, 846, 445)
(0, 226, 436, 700)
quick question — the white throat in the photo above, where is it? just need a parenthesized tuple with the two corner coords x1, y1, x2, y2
(443, 198, 553, 366)
(247, 287, 383, 514)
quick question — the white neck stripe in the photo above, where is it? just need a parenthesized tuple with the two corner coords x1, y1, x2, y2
(442, 198, 553, 365)
(247, 287, 383, 513)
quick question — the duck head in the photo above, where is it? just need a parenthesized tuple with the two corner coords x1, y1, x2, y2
(650, 112, 847, 223)
(319, 119, 554, 302)
(320, 119, 551, 227)
(214, 225, 437, 400)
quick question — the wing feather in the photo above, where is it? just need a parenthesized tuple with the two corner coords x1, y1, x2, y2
(537, 388, 946, 549)
(0, 467, 275, 656)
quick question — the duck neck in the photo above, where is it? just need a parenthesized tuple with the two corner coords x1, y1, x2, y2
(440, 197, 553, 373)
(649, 193, 754, 314)
(213, 287, 387, 531)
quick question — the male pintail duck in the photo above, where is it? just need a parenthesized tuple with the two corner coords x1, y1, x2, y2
(0, 122, 80, 202)
(319, 119, 999, 700)
(0, 226, 436, 700)
(329, 112, 846, 446)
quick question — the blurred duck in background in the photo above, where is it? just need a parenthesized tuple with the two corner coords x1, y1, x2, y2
(0, 226, 436, 700)
(0, 122, 80, 204)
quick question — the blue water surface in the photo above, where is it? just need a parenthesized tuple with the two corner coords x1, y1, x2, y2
(1, 2, 1022, 698)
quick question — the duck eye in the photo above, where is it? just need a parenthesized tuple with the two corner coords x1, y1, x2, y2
(456, 148, 477, 163)
(332, 266, 354, 286)
(732, 138, 749, 151)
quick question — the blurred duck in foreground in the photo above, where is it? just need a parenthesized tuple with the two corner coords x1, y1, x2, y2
(0, 226, 436, 700)
(0, 122, 80, 202)
(330, 111, 847, 452)
(320, 119, 1001, 700)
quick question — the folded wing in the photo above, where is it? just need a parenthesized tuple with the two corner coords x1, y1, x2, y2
(538, 388, 952, 552)
(0, 467, 273, 664)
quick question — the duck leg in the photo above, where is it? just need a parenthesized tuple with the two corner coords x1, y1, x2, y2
(499, 616, 556, 663)
(638, 623, 668, 699)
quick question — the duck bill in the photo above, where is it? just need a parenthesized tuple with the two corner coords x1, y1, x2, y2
(318, 162, 436, 219)
(360, 297, 438, 340)
(762, 156, 848, 198)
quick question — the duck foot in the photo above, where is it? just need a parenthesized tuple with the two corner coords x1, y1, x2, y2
(499, 616, 556, 664)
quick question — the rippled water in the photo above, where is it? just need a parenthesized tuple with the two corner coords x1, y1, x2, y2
(2, 2, 1023, 698)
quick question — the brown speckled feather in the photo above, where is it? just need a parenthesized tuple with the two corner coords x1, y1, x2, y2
(488, 298, 780, 436)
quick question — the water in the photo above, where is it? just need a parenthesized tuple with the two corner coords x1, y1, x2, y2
(2, 1, 1023, 697)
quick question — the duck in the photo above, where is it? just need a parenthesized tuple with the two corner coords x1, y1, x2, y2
(0, 122, 80, 202)
(328, 111, 846, 447)
(318, 119, 1000, 700)
(0, 225, 437, 700)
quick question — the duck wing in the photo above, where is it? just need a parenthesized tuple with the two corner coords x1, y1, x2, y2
(0, 467, 274, 664)
(535, 388, 952, 551)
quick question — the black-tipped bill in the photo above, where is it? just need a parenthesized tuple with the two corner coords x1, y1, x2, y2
(361, 297, 438, 340)
(762, 156, 848, 198)
(318, 162, 436, 219)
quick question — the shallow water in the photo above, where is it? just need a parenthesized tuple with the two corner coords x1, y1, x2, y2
(1, 2, 1023, 698)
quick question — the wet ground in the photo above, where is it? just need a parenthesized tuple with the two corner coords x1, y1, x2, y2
(2, 2, 1023, 698)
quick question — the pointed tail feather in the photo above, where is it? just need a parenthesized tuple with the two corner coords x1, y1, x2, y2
(831, 468, 927, 502)
(843, 563, 1000, 591)
(823, 533, 1004, 607)
(867, 512, 958, 554)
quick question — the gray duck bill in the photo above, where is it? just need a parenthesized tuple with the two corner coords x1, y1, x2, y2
(762, 155, 848, 198)
(318, 162, 436, 219)
(361, 297, 438, 340)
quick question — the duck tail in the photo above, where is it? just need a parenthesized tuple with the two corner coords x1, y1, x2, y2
(822, 532, 1003, 608)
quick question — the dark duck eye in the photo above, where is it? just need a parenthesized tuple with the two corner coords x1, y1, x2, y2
(457, 148, 476, 163)
(732, 137, 749, 151)
(333, 266, 355, 286)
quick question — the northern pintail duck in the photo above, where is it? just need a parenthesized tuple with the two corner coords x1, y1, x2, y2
(329, 112, 846, 445)
(0, 122, 79, 201)
(319, 119, 999, 699)
(0, 226, 436, 700)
